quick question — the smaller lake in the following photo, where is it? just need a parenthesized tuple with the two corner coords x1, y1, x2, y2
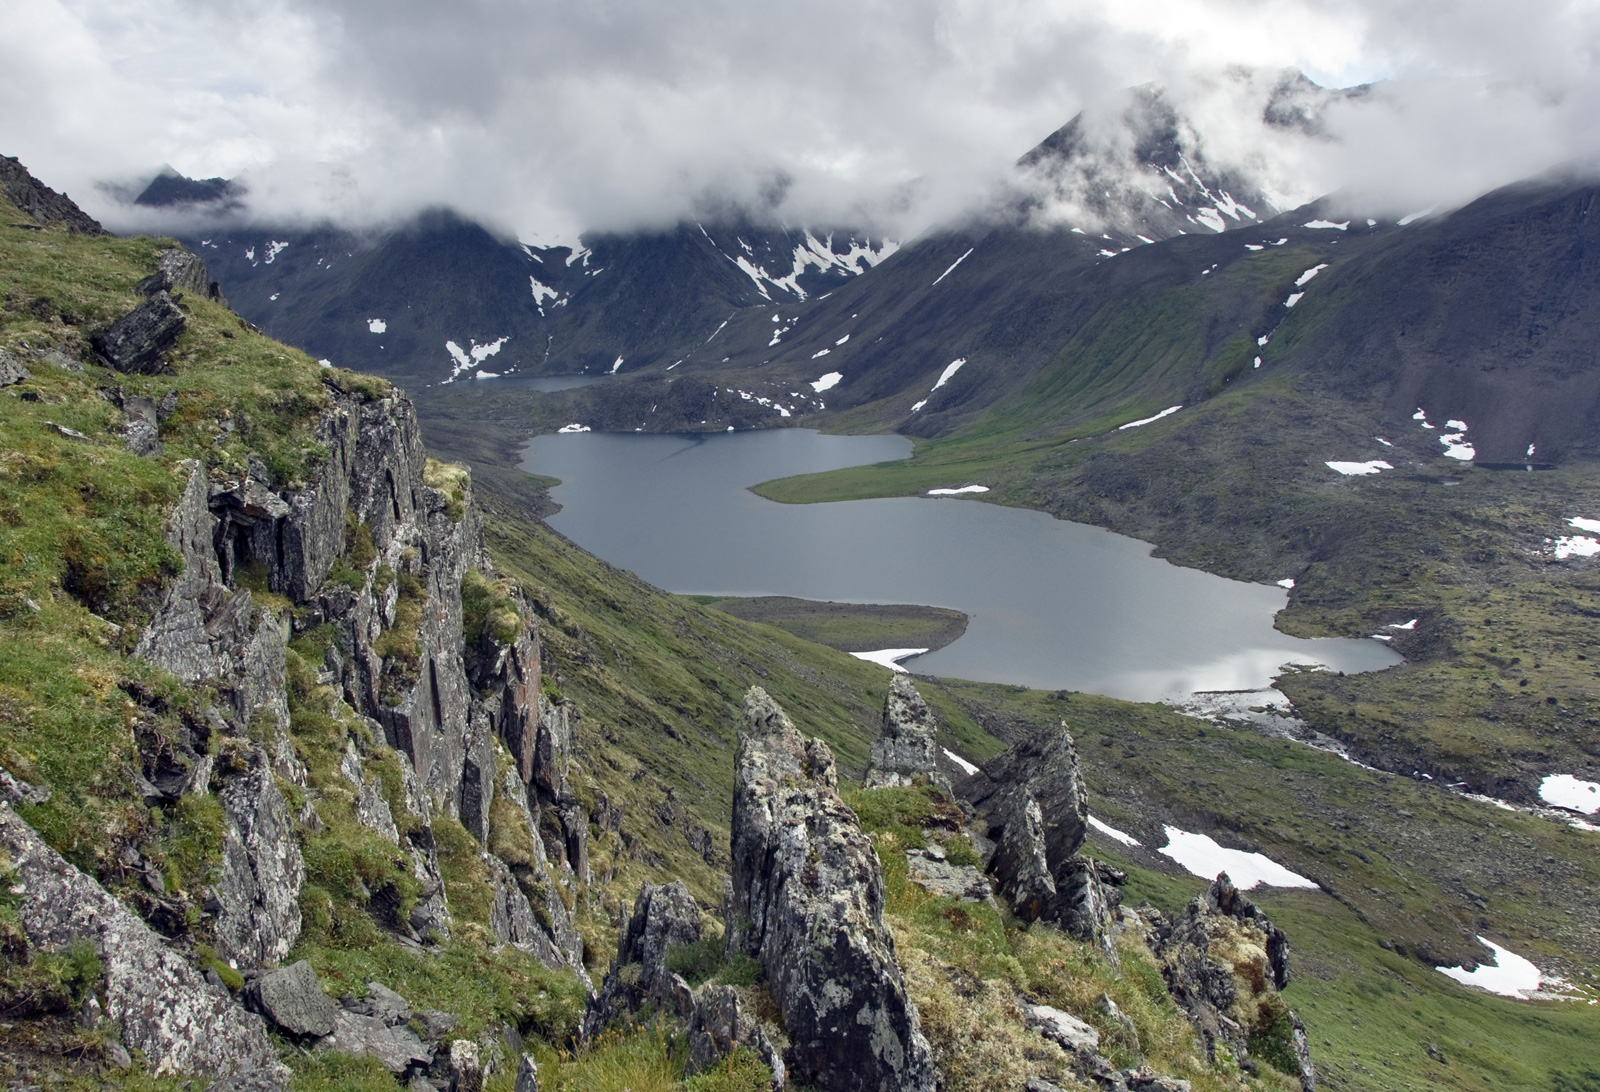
(521, 429, 1400, 701)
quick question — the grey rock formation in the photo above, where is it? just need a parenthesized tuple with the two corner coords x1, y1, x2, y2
(447, 1040, 484, 1092)
(245, 960, 338, 1038)
(215, 752, 304, 970)
(864, 676, 949, 792)
(205, 1075, 290, 1092)
(904, 848, 992, 902)
(686, 985, 786, 1088)
(0, 803, 285, 1081)
(728, 687, 936, 1092)
(494, 767, 584, 973)
(0, 348, 30, 387)
(0, 155, 105, 233)
(341, 741, 401, 845)
(962, 722, 1088, 872)
(92, 290, 186, 374)
(1025, 1004, 1101, 1052)
(513, 1054, 540, 1092)
(1055, 857, 1125, 961)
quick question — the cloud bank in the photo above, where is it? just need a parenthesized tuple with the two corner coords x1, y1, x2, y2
(4, 0, 1600, 239)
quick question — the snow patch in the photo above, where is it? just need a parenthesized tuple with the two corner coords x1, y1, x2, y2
(1554, 536, 1600, 559)
(1244, 244, 1264, 251)
(911, 399, 928, 413)
(811, 348, 831, 359)
(1437, 938, 1555, 999)
(1118, 406, 1182, 430)
(529, 278, 560, 314)
(1277, 578, 1295, 589)
(556, 423, 590, 433)
(1568, 517, 1600, 534)
(264, 240, 289, 263)
(810, 371, 843, 393)
(931, 358, 967, 392)
(931, 247, 974, 287)
(1284, 292, 1304, 308)
(1325, 460, 1393, 476)
(1389, 619, 1418, 630)
(474, 370, 499, 379)
(835, 334, 850, 346)
(850, 648, 928, 672)
(610, 356, 624, 374)
(1088, 815, 1141, 847)
(1157, 826, 1316, 889)
(1194, 207, 1226, 232)
(1398, 205, 1438, 226)
(943, 748, 980, 777)
(1295, 264, 1329, 286)
(367, 318, 387, 334)
(1303, 220, 1349, 230)
(1540, 774, 1600, 814)
(927, 485, 989, 496)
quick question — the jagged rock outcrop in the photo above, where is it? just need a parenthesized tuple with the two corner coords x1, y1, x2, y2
(92, 290, 186, 374)
(244, 960, 338, 1038)
(728, 687, 936, 1092)
(686, 985, 786, 1088)
(959, 723, 1122, 954)
(1150, 875, 1313, 1091)
(586, 880, 701, 1035)
(864, 676, 950, 793)
(0, 803, 285, 1081)
(0, 154, 105, 233)
(138, 246, 226, 304)
(904, 845, 991, 902)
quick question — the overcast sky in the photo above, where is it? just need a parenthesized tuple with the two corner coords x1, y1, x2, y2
(6, 0, 1600, 241)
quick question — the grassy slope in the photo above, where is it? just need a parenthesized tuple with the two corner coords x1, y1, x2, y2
(691, 596, 968, 654)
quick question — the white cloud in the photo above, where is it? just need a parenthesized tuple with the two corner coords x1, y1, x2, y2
(6, 0, 1600, 238)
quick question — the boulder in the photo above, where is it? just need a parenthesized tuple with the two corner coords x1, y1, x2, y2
(92, 290, 186, 374)
(246, 960, 337, 1038)
(0, 803, 285, 1081)
(0, 348, 30, 387)
(864, 676, 950, 792)
(728, 687, 936, 1092)
(137, 247, 225, 303)
(1025, 1004, 1101, 1052)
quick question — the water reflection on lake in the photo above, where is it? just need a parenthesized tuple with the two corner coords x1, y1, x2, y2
(521, 429, 1400, 701)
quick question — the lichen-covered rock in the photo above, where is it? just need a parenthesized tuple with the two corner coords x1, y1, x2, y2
(0, 803, 285, 1081)
(316, 1010, 432, 1074)
(1150, 875, 1313, 1091)
(214, 751, 304, 970)
(137, 247, 225, 303)
(904, 848, 992, 902)
(447, 1040, 484, 1092)
(864, 676, 949, 793)
(341, 741, 401, 845)
(245, 960, 337, 1038)
(961, 722, 1088, 871)
(1054, 857, 1124, 960)
(728, 687, 936, 1092)
(92, 290, 186, 374)
(989, 793, 1056, 921)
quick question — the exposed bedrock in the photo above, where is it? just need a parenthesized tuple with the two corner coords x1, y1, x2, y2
(728, 687, 936, 1092)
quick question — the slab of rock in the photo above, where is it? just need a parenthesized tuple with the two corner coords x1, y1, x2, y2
(728, 687, 936, 1092)
(904, 848, 992, 902)
(317, 1010, 432, 1074)
(864, 676, 950, 793)
(1025, 1004, 1100, 1052)
(0, 803, 285, 1081)
(247, 960, 337, 1038)
(92, 290, 186, 374)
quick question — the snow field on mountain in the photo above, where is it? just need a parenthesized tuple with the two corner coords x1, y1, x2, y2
(1539, 774, 1600, 813)
(942, 748, 979, 776)
(1087, 815, 1140, 846)
(367, 318, 386, 333)
(1157, 826, 1316, 889)
(1435, 938, 1578, 1000)
(926, 485, 988, 495)
(810, 371, 842, 392)
(1325, 460, 1392, 476)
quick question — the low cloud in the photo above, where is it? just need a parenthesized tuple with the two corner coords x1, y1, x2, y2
(4, 0, 1599, 240)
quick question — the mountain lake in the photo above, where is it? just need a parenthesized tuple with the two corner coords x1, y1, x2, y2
(521, 428, 1400, 701)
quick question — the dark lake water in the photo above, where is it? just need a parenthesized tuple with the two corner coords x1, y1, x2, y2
(520, 429, 1400, 701)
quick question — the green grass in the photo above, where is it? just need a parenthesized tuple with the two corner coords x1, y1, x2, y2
(694, 595, 968, 654)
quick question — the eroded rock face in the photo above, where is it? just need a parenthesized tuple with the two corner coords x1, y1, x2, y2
(864, 676, 950, 793)
(686, 985, 786, 1089)
(0, 804, 284, 1081)
(728, 687, 936, 1092)
(587, 880, 701, 1035)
